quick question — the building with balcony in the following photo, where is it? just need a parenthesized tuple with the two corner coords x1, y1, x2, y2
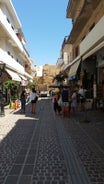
(59, 0, 104, 108)
(0, 0, 33, 101)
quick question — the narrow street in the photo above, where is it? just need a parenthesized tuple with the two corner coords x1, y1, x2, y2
(0, 98, 104, 184)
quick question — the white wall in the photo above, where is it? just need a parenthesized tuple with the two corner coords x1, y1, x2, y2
(80, 16, 104, 56)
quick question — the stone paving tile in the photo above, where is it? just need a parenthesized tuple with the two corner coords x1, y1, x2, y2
(74, 111, 104, 151)
(31, 100, 70, 184)
(5, 176, 18, 184)
(0, 106, 37, 184)
(0, 99, 104, 184)
(60, 113, 104, 184)
(19, 176, 32, 184)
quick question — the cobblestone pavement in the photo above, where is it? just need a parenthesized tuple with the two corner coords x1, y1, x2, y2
(0, 98, 104, 184)
(60, 111, 104, 184)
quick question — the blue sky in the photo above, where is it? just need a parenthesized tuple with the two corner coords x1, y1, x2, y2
(12, 0, 72, 66)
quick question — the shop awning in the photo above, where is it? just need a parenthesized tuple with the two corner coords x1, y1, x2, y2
(68, 59, 80, 79)
(82, 40, 104, 60)
(19, 74, 27, 81)
(6, 69, 21, 82)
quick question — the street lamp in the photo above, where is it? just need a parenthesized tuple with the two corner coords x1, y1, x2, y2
(0, 62, 5, 116)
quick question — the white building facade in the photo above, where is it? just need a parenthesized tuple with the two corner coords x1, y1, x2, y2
(0, 0, 33, 83)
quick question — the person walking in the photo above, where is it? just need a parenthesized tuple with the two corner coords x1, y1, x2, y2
(20, 90, 26, 113)
(30, 88, 38, 114)
(61, 86, 69, 117)
(70, 90, 77, 115)
(78, 85, 87, 111)
(52, 92, 62, 115)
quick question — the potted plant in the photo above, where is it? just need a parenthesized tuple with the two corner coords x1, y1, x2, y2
(53, 71, 68, 85)
(4, 80, 20, 108)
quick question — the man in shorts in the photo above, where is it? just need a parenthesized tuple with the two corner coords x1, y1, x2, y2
(61, 87, 69, 117)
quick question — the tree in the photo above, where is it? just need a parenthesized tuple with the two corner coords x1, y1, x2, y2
(27, 81, 36, 90)
(4, 80, 20, 105)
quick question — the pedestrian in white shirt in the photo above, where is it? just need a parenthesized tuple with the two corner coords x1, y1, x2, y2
(71, 90, 77, 114)
(78, 86, 87, 111)
(30, 88, 38, 114)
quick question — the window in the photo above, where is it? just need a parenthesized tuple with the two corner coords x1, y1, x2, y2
(7, 51, 10, 55)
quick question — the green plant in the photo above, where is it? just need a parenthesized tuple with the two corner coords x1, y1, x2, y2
(53, 71, 68, 83)
(4, 80, 20, 106)
(27, 81, 36, 90)
(4, 80, 20, 89)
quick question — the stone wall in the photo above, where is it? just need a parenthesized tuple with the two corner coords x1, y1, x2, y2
(35, 64, 60, 91)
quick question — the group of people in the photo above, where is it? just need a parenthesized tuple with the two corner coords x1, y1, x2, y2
(20, 85, 86, 116)
(20, 88, 38, 114)
(52, 85, 87, 117)
(52, 86, 70, 117)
